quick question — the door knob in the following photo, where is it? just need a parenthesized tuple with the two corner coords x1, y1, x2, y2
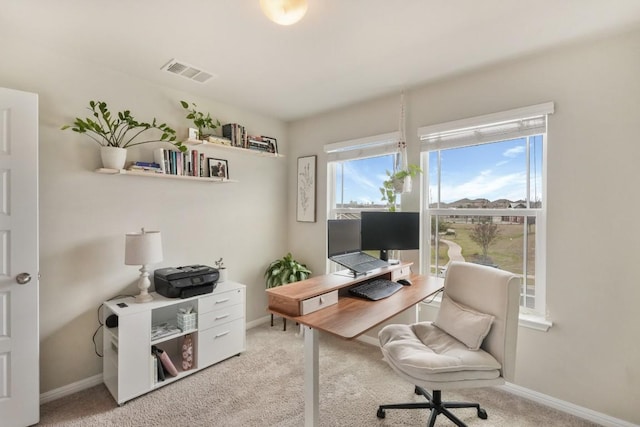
(16, 272, 31, 285)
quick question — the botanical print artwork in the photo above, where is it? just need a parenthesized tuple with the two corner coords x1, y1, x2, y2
(297, 156, 316, 222)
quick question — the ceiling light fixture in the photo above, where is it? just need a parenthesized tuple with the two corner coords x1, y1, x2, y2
(260, 0, 308, 26)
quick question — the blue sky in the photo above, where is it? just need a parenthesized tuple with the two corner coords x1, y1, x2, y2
(335, 137, 542, 205)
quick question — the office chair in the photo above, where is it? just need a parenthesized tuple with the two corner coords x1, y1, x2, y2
(377, 261, 519, 426)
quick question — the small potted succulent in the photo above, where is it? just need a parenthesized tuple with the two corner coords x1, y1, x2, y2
(214, 257, 227, 283)
(61, 100, 186, 170)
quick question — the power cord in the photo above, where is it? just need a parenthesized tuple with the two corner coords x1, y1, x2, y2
(421, 287, 443, 305)
(92, 294, 134, 358)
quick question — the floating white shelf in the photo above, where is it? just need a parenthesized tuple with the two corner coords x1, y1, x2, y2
(95, 168, 238, 183)
(185, 139, 283, 158)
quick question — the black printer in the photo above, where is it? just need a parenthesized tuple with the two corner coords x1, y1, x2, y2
(154, 265, 219, 299)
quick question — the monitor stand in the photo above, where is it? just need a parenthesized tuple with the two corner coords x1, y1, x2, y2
(380, 250, 399, 265)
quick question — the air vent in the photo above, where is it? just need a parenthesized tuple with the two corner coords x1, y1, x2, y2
(161, 59, 216, 84)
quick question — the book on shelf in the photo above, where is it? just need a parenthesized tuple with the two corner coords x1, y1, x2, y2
(222, 123, 247, 148)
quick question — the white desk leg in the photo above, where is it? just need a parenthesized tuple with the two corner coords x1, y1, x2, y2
(304, 326, 319, 427)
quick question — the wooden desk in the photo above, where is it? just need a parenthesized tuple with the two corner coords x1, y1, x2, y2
(266, 264, 443, 426)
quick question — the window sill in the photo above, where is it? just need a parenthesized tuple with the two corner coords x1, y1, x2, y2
(419, 300, 552, 332)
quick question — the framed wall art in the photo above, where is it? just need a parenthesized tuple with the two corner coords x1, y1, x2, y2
(297, 155, 316, 222)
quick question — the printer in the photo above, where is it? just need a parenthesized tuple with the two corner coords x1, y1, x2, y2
(154, 264, 219, 299)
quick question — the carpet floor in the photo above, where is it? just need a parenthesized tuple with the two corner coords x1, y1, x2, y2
(37, 320, 600, 426)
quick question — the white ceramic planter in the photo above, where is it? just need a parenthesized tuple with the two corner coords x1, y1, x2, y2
(101, 146, 127, 170)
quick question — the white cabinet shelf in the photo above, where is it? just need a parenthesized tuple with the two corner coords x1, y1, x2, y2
(102, 281, 246, 405)
(185, 139, 283, 158)
(95, 168, 238, 183)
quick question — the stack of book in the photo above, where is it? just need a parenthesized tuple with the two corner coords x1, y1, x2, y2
(247, 135, 278, 154)
(127, 161, 164, 173)
(222, 123, 247, 148)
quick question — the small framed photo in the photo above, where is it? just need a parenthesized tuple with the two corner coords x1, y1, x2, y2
(208, 158, 229, 179)
(188, 127, 199, 140)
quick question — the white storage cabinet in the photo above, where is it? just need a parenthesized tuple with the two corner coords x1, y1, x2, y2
(102, 281, 246, 405)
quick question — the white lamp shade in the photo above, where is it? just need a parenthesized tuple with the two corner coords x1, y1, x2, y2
(125, 230, 163, 265)
(260, 0, 308, 25)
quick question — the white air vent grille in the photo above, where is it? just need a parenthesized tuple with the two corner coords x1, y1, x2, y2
(161, 59, 216, 84)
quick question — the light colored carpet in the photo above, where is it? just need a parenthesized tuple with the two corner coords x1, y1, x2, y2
(38, 320, 600, 426)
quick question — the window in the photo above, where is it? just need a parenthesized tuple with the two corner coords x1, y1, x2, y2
(325, 132, 400, 220)
(419, 103, 553, 316)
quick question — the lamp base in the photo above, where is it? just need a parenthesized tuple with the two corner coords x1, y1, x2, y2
(135, 293, 153, 303)
(134, 265, 153, 304)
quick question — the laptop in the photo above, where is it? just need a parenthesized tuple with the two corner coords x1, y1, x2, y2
(327, 219, 388, 274)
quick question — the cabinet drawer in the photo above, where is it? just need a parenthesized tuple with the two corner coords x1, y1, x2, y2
(301, 290, 338, 315)
(198, 318, 245, 367)
(391, 266, 411, 281)
(199, 303, 244, 330)
(199, 288, 244, 314)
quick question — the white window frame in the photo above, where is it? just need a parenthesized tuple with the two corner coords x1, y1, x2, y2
(418, 103, 554, 330)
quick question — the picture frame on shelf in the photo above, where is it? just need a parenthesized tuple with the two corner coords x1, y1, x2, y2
(296, 155, 316, 222)
(208, 158, 229, 179)
(188, 128, 199, 140)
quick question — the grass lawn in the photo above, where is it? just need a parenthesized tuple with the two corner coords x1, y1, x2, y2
(432, 222, 535, 274)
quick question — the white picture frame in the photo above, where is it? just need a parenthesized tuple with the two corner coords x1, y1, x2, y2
(297, 155, 316, 222)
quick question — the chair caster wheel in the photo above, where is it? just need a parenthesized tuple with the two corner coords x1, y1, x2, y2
(414, 386, 421, 395)
(377, 408, 386, 419)
(478, 408, 488, 419)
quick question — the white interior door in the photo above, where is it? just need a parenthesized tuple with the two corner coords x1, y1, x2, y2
(0, 88, 39, 426)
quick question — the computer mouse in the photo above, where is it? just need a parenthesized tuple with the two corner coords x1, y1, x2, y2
(397, 278, 412, 286)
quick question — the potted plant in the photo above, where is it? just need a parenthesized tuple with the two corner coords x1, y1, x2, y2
(61, 100, 186, 170)
(264, 252, 311, 289)
(214, 257, 227, 283)
(379, 164, 422, 212)
(180, 101, 221, 141)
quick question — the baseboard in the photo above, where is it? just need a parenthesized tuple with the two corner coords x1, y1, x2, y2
(40, 373, 103, 405)
(501, 383, 638, 427)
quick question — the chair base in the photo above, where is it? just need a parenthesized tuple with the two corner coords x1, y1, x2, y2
(377, 386, 487, 427)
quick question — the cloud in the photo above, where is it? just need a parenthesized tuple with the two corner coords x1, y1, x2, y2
(503, 146, 525, 158)
(436, 170, 527, 203)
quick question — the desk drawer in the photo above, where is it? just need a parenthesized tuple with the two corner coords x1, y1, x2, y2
(301, 291, 338, 315)
(198, 318, 245, 367)
(199, 303, 244, 330)
(391, 266, 411, 281)
(199, 288, 244, 314)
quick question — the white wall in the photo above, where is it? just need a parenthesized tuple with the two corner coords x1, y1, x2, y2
(1, 37, 289, 393)
(288, 29, 640, 424)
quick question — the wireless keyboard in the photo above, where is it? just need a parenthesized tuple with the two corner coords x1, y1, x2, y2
(348, 279, 403, 301)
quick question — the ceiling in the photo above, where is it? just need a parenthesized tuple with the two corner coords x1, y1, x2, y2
(3, 1, 640, 121)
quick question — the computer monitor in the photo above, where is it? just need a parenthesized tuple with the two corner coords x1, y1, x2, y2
(360, 211, 420, 261)
(327, 219, 361, 257)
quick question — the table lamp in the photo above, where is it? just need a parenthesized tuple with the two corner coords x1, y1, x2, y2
(125, 228, 163, 303)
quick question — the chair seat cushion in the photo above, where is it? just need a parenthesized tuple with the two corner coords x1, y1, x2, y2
(379, 322, 501, 383)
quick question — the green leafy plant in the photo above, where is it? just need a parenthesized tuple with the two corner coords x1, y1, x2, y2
(214, 257, 225, 269)
(264, 253, 311, 288)
(61, 100, 186, 152)
(380, 164, 422, 211)
(180, 101, 221, 140)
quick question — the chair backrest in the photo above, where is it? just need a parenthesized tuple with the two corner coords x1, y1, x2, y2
(443, 261, 520, 381)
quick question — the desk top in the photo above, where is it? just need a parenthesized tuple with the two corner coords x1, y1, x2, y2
(269, 273, 442, 340)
